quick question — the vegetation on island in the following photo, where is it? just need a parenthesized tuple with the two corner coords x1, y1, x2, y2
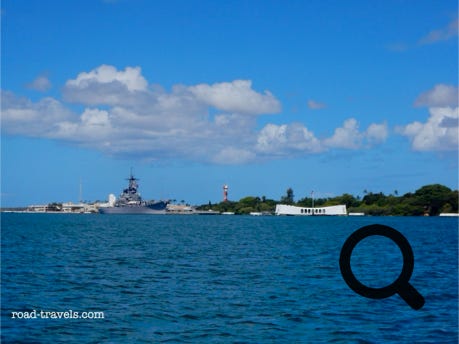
(197, 184, 458, 216)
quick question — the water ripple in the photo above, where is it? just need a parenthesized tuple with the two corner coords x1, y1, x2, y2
(1, 214, 457, 343)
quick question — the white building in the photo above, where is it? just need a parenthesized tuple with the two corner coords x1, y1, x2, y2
(27, 204, 48, 212)
(275, 204, 347, 216)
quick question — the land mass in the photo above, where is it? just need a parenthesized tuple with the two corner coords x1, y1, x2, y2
(197, 184, 458, 216)
(1, 183, 457, 216)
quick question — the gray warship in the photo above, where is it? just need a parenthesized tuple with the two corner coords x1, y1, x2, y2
(99, 173, 168, 214)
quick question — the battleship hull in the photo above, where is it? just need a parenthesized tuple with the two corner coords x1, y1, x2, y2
(99, 202, 168, 215)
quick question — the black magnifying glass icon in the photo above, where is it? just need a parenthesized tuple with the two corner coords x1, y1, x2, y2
(339, 224, 425, 310)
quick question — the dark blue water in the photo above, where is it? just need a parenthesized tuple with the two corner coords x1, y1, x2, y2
(2, 214, 458, 343)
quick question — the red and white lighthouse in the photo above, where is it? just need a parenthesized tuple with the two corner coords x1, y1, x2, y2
(223, 184, 228, 202)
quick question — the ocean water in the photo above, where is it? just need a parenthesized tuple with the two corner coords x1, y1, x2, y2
(1, 213, 457, 343)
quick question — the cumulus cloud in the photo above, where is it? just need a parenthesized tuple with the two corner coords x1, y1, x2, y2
(188, 80, 281, 115)
(398, 84, 458, 151)
(63, 65, 148, 105)
(1, 91, 74, 136)
(2, 64, 389, 164)
(414, 84, 458, 107)
(307, 99, 326, 110)
(26, 75, 52, 92)
(54, 108, 113, 142)
(256, 123, 322, 156)
(365, 122, 389, 145)
(419, 19, 458, 45)
(4, 65, 283, 163)
(255, 119, 387, 157)
(398, 107, 458, 151)
(324, 118, 362, 149)
(67, 65, 147, 91)
(323, 119, 388, 149)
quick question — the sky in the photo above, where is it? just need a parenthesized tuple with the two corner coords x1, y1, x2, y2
(1, 0, 458, 207)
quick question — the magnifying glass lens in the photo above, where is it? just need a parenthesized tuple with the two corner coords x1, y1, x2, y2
(340, 224, 425, 310)
(351, 235, 404, 289)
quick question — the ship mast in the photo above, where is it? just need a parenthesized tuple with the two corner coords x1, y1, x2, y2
(79, 178, 83, 203)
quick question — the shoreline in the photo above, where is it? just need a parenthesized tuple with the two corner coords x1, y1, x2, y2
(1, 209, 458, 217)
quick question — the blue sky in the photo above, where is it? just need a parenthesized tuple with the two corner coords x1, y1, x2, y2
(1, 0, 458, 206)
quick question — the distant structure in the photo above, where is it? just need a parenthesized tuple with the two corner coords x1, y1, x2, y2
(108, 194, 116, 207)
(223, 184, 228, 202)
(275, 204, 347, 216)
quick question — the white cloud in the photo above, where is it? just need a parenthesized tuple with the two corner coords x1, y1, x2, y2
(255, 119, 386, 156)
(419, 19, 458, 45)
(63, 65, 148, 105)
(67, 65, 147, 91)
(256, 124, 287, 151)
(81, 108, 110, 127)
(398, 107, 458, 151)
(414, 84, 458, 107)
(62, 65, 281, 116)
(26, 75, 52, 92)
(2, 65, 390, 164)
(323, 118, 362, 149)
(307, 99, 326, 110)
(54, 108, 113, 143)
(398, 84, 459, 151)
(1, 91, 73, 136)
(323, 119, 388, 149)
(365, 122, 388, 145)
(188, 80, 281, 115)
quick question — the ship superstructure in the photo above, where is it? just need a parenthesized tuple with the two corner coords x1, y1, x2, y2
(99, 173, 168, 214)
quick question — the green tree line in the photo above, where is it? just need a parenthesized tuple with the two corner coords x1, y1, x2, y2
(198, 184, 458, 216)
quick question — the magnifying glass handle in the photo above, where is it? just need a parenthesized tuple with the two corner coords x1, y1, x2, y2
(398, 283, 425, 310)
